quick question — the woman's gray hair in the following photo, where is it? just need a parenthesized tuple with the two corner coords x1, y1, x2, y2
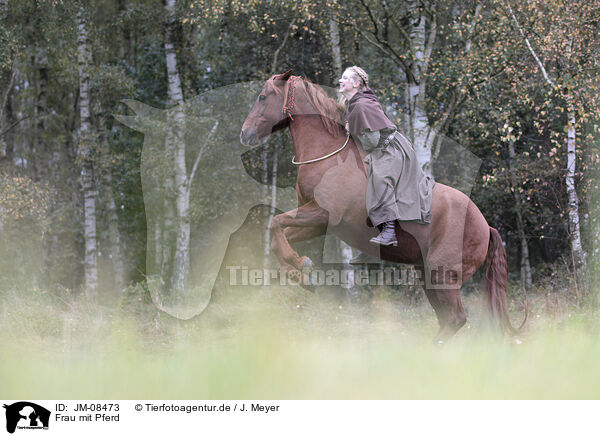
(348, 66, 369, 88)
(338, 66, 369, 106)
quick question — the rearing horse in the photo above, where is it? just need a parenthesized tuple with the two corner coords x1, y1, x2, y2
(240, 71, 524, 341)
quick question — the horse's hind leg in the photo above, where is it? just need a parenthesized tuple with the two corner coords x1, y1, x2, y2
(423, 289, 446, 329)
(426, 288, 467, 343)
(437, 289, 467, 342)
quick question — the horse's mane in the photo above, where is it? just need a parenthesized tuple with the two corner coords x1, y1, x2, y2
(269, 74, 346, 137)
(299, 78, 346, 137)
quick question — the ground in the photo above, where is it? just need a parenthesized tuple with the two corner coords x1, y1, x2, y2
(1, 281, 598, 399)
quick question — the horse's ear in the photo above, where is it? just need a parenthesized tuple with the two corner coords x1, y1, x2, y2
(279, 70, 293, 81)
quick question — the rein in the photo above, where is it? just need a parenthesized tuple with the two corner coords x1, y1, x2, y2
(291, 135, 350, 165)
(283, 75, 350, 165)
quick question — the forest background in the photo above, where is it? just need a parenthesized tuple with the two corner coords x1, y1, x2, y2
(1, 0, 600, 399)
(2, 0, 598, 298)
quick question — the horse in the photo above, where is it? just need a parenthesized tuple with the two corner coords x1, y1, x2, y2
(240, 70, 525, 342)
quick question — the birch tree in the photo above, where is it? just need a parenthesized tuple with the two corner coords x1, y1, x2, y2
(505, 0, 599, 274)
(164, 0, 189, 292)
(263, 18, 296, 266)
(338, 0, 493, 177)
(77, 4, 98, 295)
(164, 0, 220, 292)
(329, 14, 342, 78)
(327, 9, 355, 271)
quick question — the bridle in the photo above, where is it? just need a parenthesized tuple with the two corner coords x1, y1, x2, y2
(282, 75, 350, 166)
(282, 75, 299, 121)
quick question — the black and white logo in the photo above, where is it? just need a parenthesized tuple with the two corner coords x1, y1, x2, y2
(3, 402, 50, 434)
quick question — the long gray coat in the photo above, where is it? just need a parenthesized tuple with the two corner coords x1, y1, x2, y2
(353, 127, 434, 227)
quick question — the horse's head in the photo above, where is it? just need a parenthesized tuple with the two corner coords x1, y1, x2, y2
(240, 70, 294, 146)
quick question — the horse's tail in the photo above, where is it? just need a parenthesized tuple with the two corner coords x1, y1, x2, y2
(483, 226, 527, 335)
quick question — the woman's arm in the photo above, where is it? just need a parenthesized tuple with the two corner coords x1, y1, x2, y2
(357, 130, 380, 152)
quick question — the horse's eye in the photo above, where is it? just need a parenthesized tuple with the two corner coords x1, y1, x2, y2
(259, 95, 266, 102)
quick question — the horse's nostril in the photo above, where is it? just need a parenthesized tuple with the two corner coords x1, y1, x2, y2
(240, 129, 256, 145)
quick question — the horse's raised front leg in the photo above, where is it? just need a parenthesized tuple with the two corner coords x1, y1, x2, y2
(275, 226, 329, 288)
(269, 199, 329, 271)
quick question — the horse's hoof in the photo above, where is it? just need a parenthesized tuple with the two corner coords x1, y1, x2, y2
(301, 257, 313, 270)
(300, 282, 317, 293)
(303, 273, 314, 287)
(300, 275, 317, 293)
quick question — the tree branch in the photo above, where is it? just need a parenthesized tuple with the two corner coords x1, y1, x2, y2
(431, 91, 468, 162)
(352, 0, 417, 81)
(187, 119, 218, 197)
(378, 0, 413, 46)
(270, 18, 296, 76)
(506, 1, 555, 87)
(0, 115, 29, 137)
(355, 26, 416, 83)
(358, 0, 381, 39)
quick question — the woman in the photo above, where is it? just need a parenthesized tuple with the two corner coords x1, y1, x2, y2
(339, 66, 434, 261)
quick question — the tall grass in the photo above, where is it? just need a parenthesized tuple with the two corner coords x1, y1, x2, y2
(1, 283, 599, 399)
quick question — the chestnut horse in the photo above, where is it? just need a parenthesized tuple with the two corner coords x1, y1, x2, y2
(240, 71, 524, 341)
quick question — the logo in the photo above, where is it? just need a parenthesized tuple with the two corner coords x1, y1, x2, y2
(3, 402, 50, 434)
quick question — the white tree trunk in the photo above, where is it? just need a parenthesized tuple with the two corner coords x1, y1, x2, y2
(509, 5, 587, 274)
(160, 182, 175, 277)
(263, 140, 278, 265)
(155, 219, 162, 272)
(77, 6, 98, 296)
(262, 146, 270, 259)
(329, 16, 342, 77)
(165, 0, 190, 292)
(328, 15, 354, 267)
(263, 19, 295, 266)
(404, 0, 435, 177)
(566, 97, 586, 267)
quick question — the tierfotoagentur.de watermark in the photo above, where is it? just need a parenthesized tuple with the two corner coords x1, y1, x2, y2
(226, 265, 460, 288)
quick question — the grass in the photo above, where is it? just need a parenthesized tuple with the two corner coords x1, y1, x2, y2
(1, 283, 599, 399)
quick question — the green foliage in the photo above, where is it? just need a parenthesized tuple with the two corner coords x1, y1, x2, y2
(0, 175, 50, 225)
(0, 21, 20, 71)
(0, 176, 52, 290)
(0, 0, 598, 301)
